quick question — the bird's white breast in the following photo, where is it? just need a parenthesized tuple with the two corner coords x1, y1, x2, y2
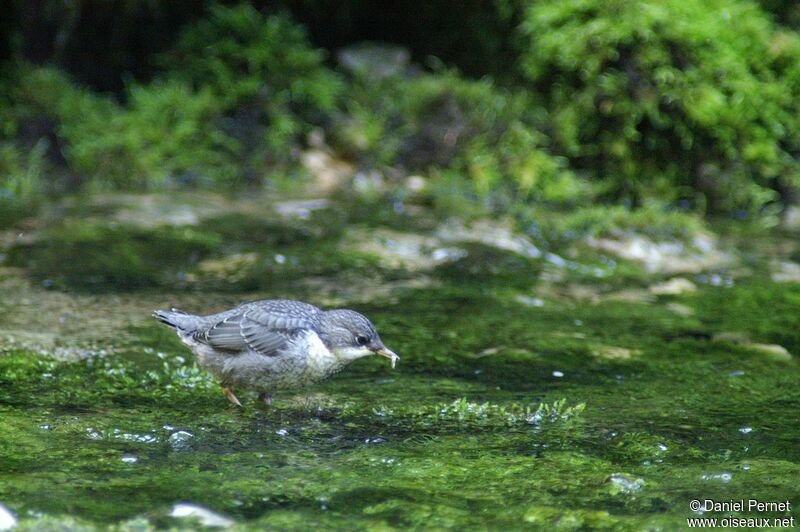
(300, 330, 340, 378)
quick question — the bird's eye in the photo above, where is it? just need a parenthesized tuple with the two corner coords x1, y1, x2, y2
(356, 335, 369, 346)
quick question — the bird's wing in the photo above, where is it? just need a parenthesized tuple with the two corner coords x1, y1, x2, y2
(198, 303, 318, 357)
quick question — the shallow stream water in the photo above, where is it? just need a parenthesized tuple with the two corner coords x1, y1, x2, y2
(0, 192, 798, 529)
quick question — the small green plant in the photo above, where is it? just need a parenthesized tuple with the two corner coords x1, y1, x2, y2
(526, 398, 587, 428)
(399, 397, 586, 429)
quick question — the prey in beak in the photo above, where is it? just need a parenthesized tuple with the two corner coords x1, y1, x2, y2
(374, 347, 400, 369)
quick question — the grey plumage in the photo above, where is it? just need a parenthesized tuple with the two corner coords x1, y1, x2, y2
(153, 299, 398, 406)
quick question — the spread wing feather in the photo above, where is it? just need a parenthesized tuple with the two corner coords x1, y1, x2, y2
(197, 301, 321, 357)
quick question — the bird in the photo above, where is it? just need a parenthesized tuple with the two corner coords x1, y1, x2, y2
(153, 299, 399, 407)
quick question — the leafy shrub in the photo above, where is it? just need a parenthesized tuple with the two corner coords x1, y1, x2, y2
(63, 79, 239, 188)
(520, 0, 800, 212)
(333, 69, 583, 203)
(165, 3, 343, 170)
(0, 141, 47, 226)
(0, 66, 71, 223)
(4, 5, 343, 191)
(4, 66, 240, 189)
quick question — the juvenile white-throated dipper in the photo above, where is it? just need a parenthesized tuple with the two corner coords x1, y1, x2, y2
(154, 299, 399, 407)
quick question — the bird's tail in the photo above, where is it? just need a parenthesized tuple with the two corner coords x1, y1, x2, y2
(153, 308, 195, 331)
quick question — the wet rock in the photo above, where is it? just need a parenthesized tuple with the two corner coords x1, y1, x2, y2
(701, 472, 732, 483)
(345, 227, 464, 270)
(75, 192, 234, 229)
(712, 333, 792, 361)
(475, 346, 504, 358)
(436, 219, 542, 259)
(602, 288, 654, 304)
(747, 343, 792, 361)
(300, 149, 354, 194)
(781, 205, 800, 231)
(649, 277, 697, 295)
(170, 503, 234, 528)
(592, 346, 640, 360)
(712, 331, 750, 344)
(273, 198, 331, 221)
(770, 260, 800, 283)
(514, 295, 545, 307)
(168, 430, 194, 451)
(666, 302, 695, 317)
(405, 175, 428, 192)
(0, 503, 16, 531)
(188, 252, 259, 284)
(337, 43, 411, 80)
(586, 233, 732, 274)
(606, 474, 645, 494)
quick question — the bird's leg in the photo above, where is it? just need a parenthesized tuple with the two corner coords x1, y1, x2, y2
(221, 385, 242, 407)
(258, 392, 272, 407)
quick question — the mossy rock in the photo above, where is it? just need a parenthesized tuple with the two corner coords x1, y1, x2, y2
(6, 222, 220, 290)
(434, 243, 542, 287)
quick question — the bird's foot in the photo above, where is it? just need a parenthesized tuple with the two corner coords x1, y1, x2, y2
(221, 385, 243, 407)
(258, 392, 272, 407)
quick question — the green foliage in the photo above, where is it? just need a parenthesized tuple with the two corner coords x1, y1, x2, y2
(520, 0, 800, 212)
(64, 80, 239, 188)
(334, 69, 582, 203)
(5, 66, 241, 190)
(168, 3, 342, 111)
(4, 0, 800, 219)
(166, 3, 343, 167)
(3, 6, 344, 191)
(528, 203, 708, 244)
(0, 141, 47, 227)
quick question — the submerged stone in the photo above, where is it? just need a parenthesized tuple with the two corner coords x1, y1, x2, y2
(344, 227, 450, 270)
(274, 198, 332, 220)
(514, 295, 545, 307)
(665, 302, 695, 317)
(435, 218, 542, 259)
(0, 504, 16, 531)
(747, 343, 792, 361)
(586, 233, 732, 274)
(607, 474, 645, 494)
(591, 345, 640, 360)
(649, 277, 697, 295)
(770, 260, 800, 283)
(168, 430, 194, 451)
(170, 503, 234, 528)
(337, 43, 411, 79)
(712, 333, 792, 361)
(701, 472, 732, 483)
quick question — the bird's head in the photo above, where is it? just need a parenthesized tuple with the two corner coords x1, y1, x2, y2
(318, 309, 399, 367)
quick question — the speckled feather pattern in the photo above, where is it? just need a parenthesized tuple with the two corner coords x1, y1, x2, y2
(154, 300, 373, 392)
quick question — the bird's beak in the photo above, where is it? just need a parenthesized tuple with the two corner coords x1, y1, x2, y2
(374, 347, 399, 369)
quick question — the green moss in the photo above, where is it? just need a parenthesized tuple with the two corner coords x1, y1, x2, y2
(5, 221, 220, 290)
(520, 0, 800, 211)
(1, 196, 800, 529)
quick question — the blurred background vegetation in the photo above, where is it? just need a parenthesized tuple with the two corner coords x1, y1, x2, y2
(2, 0, 800, 228)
